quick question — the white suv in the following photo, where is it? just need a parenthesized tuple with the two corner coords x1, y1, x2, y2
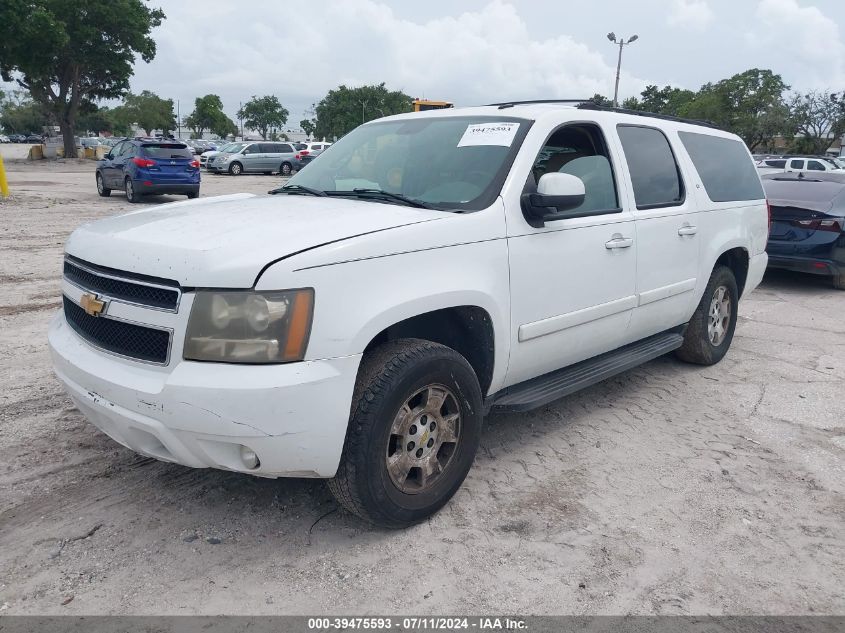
(49, 102, 769, 527)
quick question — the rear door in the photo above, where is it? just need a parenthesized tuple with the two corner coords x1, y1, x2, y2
(787, 159, 806, 173)
(140, 143, 196, 184)
(617, 124, 700, 338)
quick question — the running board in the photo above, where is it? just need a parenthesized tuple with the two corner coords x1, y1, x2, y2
(490, 330, 685, 413)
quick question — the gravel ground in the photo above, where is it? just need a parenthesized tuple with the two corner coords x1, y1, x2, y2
(0, 158, 843, 615)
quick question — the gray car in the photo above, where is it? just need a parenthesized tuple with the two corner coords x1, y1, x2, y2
(206, 141, 298, 176)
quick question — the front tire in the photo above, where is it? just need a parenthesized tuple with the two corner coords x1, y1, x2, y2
(228, 162, 243, 175)
(327, 339, 483, 528)
(124, 177, 140, 203)
(186, 190, 199, 199)
(676, 265, 738, 365)
(96, 173, 111, 197)
(280, 162, 292, 176)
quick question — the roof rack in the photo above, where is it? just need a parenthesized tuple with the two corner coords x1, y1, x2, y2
(488, 99, 592, 109)
(576, 102, 722, 130)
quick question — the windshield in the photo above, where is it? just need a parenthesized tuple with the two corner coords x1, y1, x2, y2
(222, 142, 247, 154)
(286, 116, 531, 211)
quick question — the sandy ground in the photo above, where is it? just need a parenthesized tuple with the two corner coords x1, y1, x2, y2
(0, 158, 843, 616)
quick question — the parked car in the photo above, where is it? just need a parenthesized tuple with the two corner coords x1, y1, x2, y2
(763, 172, 845, 289)
(206, 141, 298, 175)
(199, 142, 237, 168)
(8, 133, 26, 143)
(25, 133, 43, 143)
(784, 156, 845, 174)
(51, 103, 768, 527)
(292, 150, 317, 172)
(78, 137, 102, 149)
(0, 134, 9, 143)
(95, 138, 200, 202)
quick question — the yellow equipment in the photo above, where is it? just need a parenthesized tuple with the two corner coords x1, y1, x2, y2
(413, 99, 453, 112)
(0, 153, 8, 198)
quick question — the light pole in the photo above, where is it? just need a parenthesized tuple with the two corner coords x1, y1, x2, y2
(607, 32, 638, 108)
(360, 100, 367, 124)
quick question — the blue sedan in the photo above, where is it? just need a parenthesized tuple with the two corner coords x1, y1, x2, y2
(763, 172, 845, 289)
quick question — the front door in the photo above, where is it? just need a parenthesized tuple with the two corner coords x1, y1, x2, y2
(504, 122, 637, 387)
(240, 144, 263, 172)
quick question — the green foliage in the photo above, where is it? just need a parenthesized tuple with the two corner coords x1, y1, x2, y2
(124, 90, 175, 136)
(186, 94, 236, 138)
(787, 91, 845, 155)
(106, 105, 135, 137)
(683, 69, 790, 150)
(237, 95, 289, 141)
(588, 94, 612, 107)
(0, 0, 165, 157)
(76, 103, 112, 135)
(625, 85, 696, 116)
(313, 83, 412, 140)
(0, 91, 52, 133)
(300, 118, 317, 138)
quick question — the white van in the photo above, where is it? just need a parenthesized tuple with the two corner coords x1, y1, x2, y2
(50, 101, 768, 527)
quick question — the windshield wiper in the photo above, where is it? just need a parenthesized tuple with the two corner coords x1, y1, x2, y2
(332, 188, 433, 209)
(268, 184, 327, 196)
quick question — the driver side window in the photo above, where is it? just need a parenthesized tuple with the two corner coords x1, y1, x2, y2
(527, 124, 620, 214)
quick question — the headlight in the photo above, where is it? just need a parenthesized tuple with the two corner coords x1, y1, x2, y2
(184, 289, 314, 364)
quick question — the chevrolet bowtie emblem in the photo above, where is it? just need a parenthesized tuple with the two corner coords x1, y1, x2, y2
(80, 293, 106, 317)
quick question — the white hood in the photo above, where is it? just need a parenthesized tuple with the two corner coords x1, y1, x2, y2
(65, 193, 448, 287)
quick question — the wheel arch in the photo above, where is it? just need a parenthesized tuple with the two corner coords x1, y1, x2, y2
(362, 305, 497, 397)
(715, 246, 750, 297)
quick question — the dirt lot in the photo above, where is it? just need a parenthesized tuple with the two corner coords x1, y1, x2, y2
(0, 157, 843, 616)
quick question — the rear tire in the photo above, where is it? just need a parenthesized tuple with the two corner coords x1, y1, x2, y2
(833, 275, 845, 290)
(280, 162, 292, 176)
(327, 339, 483, 528)
(676, 266, 738, 365)
(186, 190, 199, 199)
(228, 162, 242, 175)
(124, 177, 140, 203)
(96, 173, 111, 197)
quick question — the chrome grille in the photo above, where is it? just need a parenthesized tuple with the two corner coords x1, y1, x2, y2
(63, 296, 171, 364)
(63, 258, 180, 311)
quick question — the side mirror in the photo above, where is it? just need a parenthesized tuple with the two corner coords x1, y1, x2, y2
(521, 173, 586, 227)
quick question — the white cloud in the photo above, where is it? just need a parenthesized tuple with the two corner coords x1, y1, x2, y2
(130, 0, 649, 121)
(747, 0, 845, 89)
(667, 0, 714, 30)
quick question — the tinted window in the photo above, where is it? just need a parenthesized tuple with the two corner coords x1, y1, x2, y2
(119, 142, 136, 157)
(808, 160, 825, 171)
(141, 144, 193, 159)
(276, 143, 293, 152)
(789, 159, 804, 170)
(294, 143, 307, 150)
(679, 131, 765, 202)
(312, 144, 323, 150)
(765, 159, 786, 168)
(617, 125, 683, 208)
(257, 144, 274, 153)
(242, 144, 258, 154)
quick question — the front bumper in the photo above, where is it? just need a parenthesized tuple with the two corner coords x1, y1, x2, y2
(49, 311, 361, 478)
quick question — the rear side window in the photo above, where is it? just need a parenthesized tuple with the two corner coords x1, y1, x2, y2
(765, 159, 786, 168)
(142, 144, 193, 159)
(679, 131, 764, 202)
(617, 125, 684, 208)
(808, 160, 825, 171)
(789, 159, 804, 170)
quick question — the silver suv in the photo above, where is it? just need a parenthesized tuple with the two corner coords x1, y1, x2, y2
(207, 141, 298, 176)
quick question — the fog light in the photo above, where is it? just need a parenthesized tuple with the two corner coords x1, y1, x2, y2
(239, 445, 260, 469)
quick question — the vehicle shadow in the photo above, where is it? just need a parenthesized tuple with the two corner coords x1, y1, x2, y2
(757, 268, 836, 293)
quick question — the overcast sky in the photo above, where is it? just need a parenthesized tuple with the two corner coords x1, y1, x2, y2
(11, 0, 845, 130)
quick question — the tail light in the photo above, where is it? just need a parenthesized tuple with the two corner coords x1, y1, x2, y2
(793, 219, 842, 233)
(300, 149, 310, 156)
(132, 157, 156, 168)
(189, 159, 200, 168)
(294, 153, 301, 160)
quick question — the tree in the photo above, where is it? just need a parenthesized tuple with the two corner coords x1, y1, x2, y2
(787, 91, 845, 155)
(124, 90, 175, 136)
(0, 92, 52, 134)
(106, 105, 136, 137)
(0, 0, 165, 157)
(300, 118, 317, 138)
(313, 83, 412, 140)
(683, 69, 790, 150)
(588, 94, 612, 107)
(628, 85, 696, 116)
(237, 95, 289, 140)
(76, 103, 112, 135)
(185, 94, 236, 138)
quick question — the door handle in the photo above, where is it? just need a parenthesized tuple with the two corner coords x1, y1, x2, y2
(678, 224, 698, 236)
(605, 235, 634, 249)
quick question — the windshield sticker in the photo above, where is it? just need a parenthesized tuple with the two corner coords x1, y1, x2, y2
(457, 122, 520, 147)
